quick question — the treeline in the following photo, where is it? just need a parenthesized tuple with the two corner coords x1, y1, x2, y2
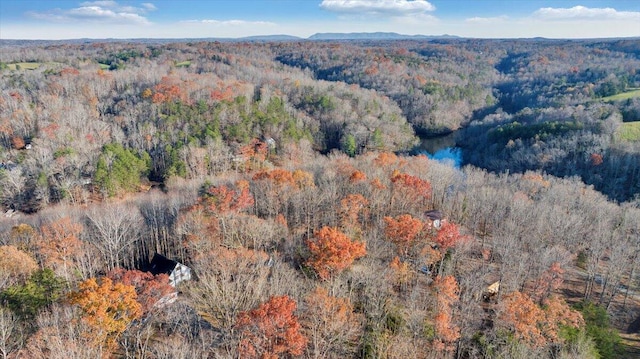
(0, 151, 636, 358)
(275, 40, 498, 134)
(453, 39, 640, 202)
(2, 39, 640, 208)
(0, 41, 416, 212)
(459, 101, 640, 202)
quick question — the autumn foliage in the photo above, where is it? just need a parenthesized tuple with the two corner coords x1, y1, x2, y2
(107, 268, 174, 314)
(391, 171, 432, 204)
(433, 221, 466, 253)
(384, 214, 424, 255)
(531, 262, 565, 304)
(0, 245, 38, 286)
(150, 76, 189, 104)
(431, 275, 461, 351)
(37, 217, 84, 278)
(306, 227, 366, 280)
(499, 291, 583, 347)
(339, 193, 369, 233)
(303, 286, 362, 357)
(199, 180, 254, 214)
(235, 295, 307, 358)
(68, 277, 142, 346)
(389, 256, 414, 291)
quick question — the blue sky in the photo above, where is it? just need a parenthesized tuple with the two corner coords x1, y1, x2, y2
(1, 1, 639, 39)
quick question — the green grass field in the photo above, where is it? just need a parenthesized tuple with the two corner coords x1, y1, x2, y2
(617, 121, 640, 142)
(175, 60, 191, 67)
(6, 62, 41, 70)
(601, 88, 640, 102)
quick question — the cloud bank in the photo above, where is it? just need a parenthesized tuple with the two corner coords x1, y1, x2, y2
(320, 0, 435, 16)
(533, 6, 640, 21)
(27, 1, 156, 25)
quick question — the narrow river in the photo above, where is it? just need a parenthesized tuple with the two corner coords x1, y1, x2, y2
(416, 132, 462, 168)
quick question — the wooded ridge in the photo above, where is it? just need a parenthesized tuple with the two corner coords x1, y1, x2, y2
(0, 38, 638, 358)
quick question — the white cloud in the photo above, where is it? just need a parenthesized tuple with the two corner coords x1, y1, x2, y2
(533, 6, 640, 21)
(320, 0, 435, 16)
(465, 15, 508, 24)
(80, 1, 118, 7)
(27, 1, 155, 25)
(141, 3, 157, 11)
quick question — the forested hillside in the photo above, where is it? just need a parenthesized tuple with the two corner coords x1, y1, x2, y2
(0, 38, 639, 358)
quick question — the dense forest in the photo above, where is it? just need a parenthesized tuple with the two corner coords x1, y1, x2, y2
(0, 38, 639, 358)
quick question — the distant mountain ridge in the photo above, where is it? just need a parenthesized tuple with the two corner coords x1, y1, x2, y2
(308, 32, 460, 40)
(0, 32, 461, 45)
(240, 34, 303, 41)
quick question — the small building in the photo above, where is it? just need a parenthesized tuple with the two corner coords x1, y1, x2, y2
(149, 253, 191, 287)
(424, 210, 444, 229)
(483, 281, 500, 301)
(265, 137, 276, 149)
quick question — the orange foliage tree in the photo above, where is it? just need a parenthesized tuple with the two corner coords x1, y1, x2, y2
(151, 76, 188, 104)
(199, 180, 254, 214)
(433, 221, 466, 253)
(187, 180, 255, 248)
(303, 286, 362, 358)
(349, 170, 367, 183)
(240, 138, 269, 170)
(499, 291, 546, 346)
(384, 214, 424, 255)
(306, 227, 366, 280)
(339, 194, 369, 235)
(37, 217, 84, 279)
(68, 277, 142, 347)
(235, 295, 307, 359)
(107, 268, 174, 315)
(531, 262, 564, 304)
(540, 295, 584, 343)
(431, 275, 460, 352)
(388, 256, 415, 292)
(253, 168, 296, 187)
(391, 171, 432, 210)
(0, 245, 38, 287)
(498, 291, 582, 348)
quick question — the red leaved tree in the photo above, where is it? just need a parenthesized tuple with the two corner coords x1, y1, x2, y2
(390, 171, 432, 211)
(235, 295, 307, 359)
(431, 275, 460, 352)
(384, 214, 424, 255)
(498, 291, 546, 347)
(433, 221, 466, 253)
(531, 262, 564, 304)
(542, 295, 584, 343)
(306, 227, 366, 280)
(200, 180, 254, 214)
(107, 268, 174, 315)
(37, 217, 84, 280)
(339, 194, 369, 235)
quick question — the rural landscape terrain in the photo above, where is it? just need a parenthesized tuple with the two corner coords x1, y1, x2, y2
(0, 36, 639, 358)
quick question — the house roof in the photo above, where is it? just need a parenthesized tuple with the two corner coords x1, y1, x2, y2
(424, 210, 444, 221)
(149, 253, 178, 275)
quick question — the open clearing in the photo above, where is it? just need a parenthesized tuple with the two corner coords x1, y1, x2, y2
(6, 62, 41, 70)
(617, 122, 640, 142)
(602, 88, 640, 102)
